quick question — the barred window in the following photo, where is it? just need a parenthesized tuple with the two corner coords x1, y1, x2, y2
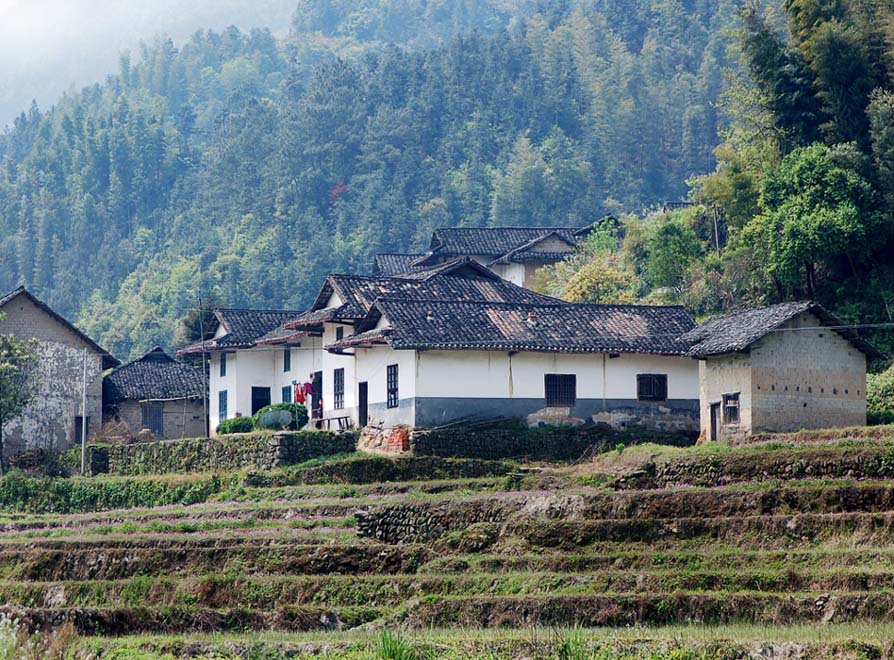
(218, 390, 228, 421)
(282, 386, 291, 403)
(387, 364, 399, 408)
(283, 349, 291, 372)
(545, 374, 576, 406)
(141, 402, 164, 437)
(334, 368, 345, 410)
(723, 392, 740, 424)
(637, 374, 668, 401)
(336, 326, 345, 341)
(219, 353, 227, 377)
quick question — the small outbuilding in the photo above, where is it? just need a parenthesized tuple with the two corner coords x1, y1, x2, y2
(103, 347, 207, 440)
(683, 301, 886, 441)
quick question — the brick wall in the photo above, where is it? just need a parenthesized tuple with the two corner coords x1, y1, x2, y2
(107, 399, 206, 441)
(0, 295, 104, 454)
(700, 311, 868, 439)
(750, 312, 866, 432)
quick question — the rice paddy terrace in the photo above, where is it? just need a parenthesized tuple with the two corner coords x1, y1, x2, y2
(5, 430, 894, 658)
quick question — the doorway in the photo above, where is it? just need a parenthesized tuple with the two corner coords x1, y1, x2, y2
(358, 381, 369, 428)
(311, 371, 323, 426)
(251, 387, 271, 415)
(710, 402, 721, 442)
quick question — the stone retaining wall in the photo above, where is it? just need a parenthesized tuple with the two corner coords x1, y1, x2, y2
(410, 426, 694, 461)
(100, 431, 357, 475)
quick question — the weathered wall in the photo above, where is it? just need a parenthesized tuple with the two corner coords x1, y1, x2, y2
(105, 399, 206, 440)
(699, 312, 868, 438)
(750, 312, 867, 432)
(103, 430, 357, 475)
(698, 353, 752, 441)
(411, 426, 694, 460)
(413, 350, 699, 431)
(322, 321, 358, 422)
(0, 295, 104, 454)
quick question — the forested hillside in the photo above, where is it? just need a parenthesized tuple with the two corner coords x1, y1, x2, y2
(1, 0, 736, 357)
(534, 0, 894, 355)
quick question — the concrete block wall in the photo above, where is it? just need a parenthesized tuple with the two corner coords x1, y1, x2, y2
(108, 399, 206, 441)
(750, 312, 867, 432)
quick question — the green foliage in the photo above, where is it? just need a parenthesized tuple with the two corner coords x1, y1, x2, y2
(0, 321, 40, 468)
(743, 143, 880, 297)
(251, 403, 308, 431)
(216, 417, 255, 435)
(644, 216, 704, 291)
(376, 629, 424, 660)
(0, 4, 738, 357)
(868, 368, 894, 425)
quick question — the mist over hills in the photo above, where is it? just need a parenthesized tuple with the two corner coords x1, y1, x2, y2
(0, 0, 739, 358)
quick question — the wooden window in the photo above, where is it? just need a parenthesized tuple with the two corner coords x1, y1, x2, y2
(219, 353, 227, 378)
(218, 390, 228, 421)
(723, 393, 740, 424)
(637, 374, 668, 401)
(282, 386, 291, 403)
(141, 402, 164, 437)
(334, 368, 345, 410)
(283, 349, 291, 372)
(251, 387, 271, 415)
(336, 326, 345, 341)
(387, 364, 399, 408)
(545, 374, 576, 406)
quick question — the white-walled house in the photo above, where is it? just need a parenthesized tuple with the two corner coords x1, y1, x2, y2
(325, 299, 701, 433)
(177, 308, 313, 434)
(371, 225, 596, 288)
(280, 259, 564, 427)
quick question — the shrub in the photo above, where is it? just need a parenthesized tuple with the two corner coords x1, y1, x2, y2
(868, 367, 894, 425)
(216, 416, 255, 435)
(252, 402, 309, 430)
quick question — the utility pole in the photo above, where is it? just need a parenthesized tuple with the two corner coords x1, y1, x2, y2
(80, 347, 87, 476)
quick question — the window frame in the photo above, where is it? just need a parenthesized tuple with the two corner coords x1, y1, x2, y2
(722, 392, 740, 425)
(218, 390, 228, 421)
(219, 352, 227, 378)
(283, 349, 291, 372)
(386, 364, 399, 409)
(282, 385, 292, 404)
(637, 374, 668, 402)
(333, 368, 345, 410)
(141, 402, 164, 437)
(544, 374, 576, 407)
(336, 326, 345, 341)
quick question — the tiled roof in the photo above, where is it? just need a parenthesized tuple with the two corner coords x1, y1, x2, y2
(372, 254, 426, 276)
(177, 308, 304, 356)
(0, 287, 119, 369)
(414, 226, 590, 266)
(104, 347, 205, 403)
(329, 299, 696, 355)
(285, 261, 559, 331)
(683, 301, 887, 359)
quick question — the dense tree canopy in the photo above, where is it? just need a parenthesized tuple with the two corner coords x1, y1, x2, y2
(0, 1, 737, 358)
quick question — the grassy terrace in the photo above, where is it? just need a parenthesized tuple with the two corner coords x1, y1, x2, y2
(3, 436, 894, 657)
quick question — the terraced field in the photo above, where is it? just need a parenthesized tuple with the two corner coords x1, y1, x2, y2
(5, 436, 894, 658)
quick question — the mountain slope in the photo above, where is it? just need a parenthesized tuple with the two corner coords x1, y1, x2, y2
(0, 0, 740, 358)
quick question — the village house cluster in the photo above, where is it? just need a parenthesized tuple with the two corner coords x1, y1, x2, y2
(0, 224, 883, 453)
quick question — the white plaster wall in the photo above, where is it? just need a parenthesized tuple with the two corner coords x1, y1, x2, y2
(415, 351, 698, 400)
(209, 350, 274, 433)
(322, 323, 357, 418)
(491, 263, 525, 287)
(353, 345, 418, 426)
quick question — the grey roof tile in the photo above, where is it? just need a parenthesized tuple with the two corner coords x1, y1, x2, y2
(104, 347, 205, 403)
